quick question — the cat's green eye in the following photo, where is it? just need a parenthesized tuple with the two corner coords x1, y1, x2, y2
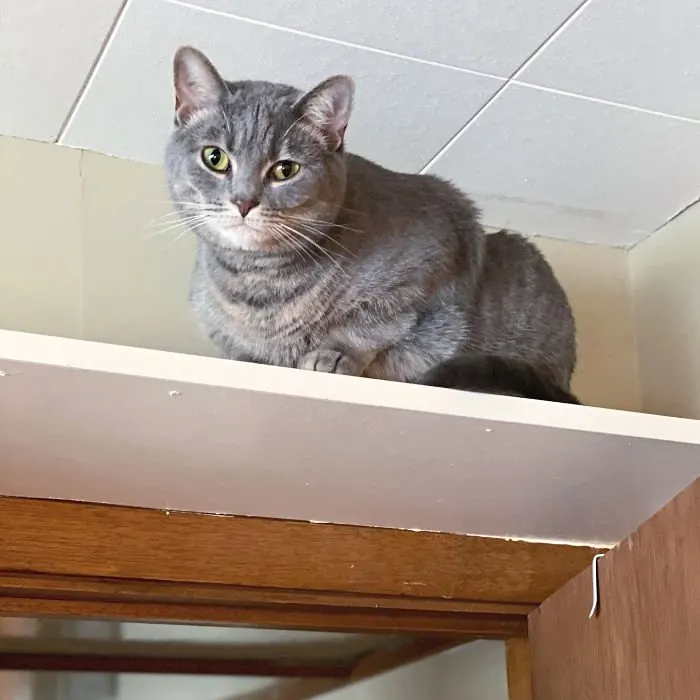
(270, 160, 301, 181)
(201, 146, 230, 172)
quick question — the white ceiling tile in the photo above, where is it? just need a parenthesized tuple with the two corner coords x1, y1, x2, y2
(187, 0, 584, 76)
(428, 84, 700, 246)
(61, 0, 502, 173)
(0, 0, 124, 141)
(519, 0, 700, 119)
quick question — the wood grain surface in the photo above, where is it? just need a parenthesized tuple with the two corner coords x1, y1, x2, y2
(227, 638, 466, 700)
(506, 638, 533, 700)
(529, 477, 700, 699)
(0, 496, 602, 636)
(0, 652, 352, 676)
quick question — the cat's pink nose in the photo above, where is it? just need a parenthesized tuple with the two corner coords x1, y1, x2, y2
(236, 199, 259, 217)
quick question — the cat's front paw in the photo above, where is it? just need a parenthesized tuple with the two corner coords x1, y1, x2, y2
(298, 349, 358, 375)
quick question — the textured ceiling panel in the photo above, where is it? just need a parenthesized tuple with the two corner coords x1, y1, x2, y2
(60, 0, 503, 173)
(186, 0, 585, 76)
(3, 0, 700, 245)
(429, 83, 700, 246)
(519, 0, 700, 120)
(0, 0, 124, 141)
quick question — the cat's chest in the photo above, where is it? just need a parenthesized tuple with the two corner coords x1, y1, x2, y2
(192, 264, 335, 361)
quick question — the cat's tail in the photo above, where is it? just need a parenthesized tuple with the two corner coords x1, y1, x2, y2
(418, 355, 581, 404)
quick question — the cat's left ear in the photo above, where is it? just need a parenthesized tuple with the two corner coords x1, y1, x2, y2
(297, 75, 354, 151)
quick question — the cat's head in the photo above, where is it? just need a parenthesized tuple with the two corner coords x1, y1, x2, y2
(165, 46, 353, 253)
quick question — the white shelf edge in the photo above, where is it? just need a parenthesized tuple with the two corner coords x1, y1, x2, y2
(2, 329, 699, 546)
(1, 329, 698, 447)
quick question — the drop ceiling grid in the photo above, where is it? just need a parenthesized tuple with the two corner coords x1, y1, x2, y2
(0, 0, 125, 141)
(58, 0, 595, 169)
(5, 0, 700, 246)
(175, 0, 590, 76)
(59, 0, 506, 174)
(425, 83, 700, 246)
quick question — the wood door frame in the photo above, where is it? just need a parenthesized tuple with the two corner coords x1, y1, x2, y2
(0, 496, 601, 635)
(0, 496, 601, 697)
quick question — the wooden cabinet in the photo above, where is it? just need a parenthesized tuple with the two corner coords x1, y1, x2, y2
(1, 479, 698, 698)
(530, 478, 700, 699)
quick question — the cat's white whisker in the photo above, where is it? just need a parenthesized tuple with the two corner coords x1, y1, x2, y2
(146, 213, 212, 239)
(149, 208, 221, 227)
(280, 223, 349, 278)
(313, 199, 366, 217)
(151, 199, 219, 208)
(271, 224, 320, 269)
(150, 212, 210, 226)
(281, 228, 326, 273)
(220, 106, 232, 134)
(151, 212, 211, 228)
(284, 220, 357, 259)
(280, 114, 306, 143)
(283, 214, 363, 235)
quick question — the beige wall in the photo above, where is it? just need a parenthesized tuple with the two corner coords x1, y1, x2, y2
(630, 205, 700, 419)
(0, 642, 508, 700)
(535, 237, 640, 411)
(0, 619, 36, 700)
(0, 135, 212, 358)
(319, 641, 508, 700)
(113, 641, 507, 700)
(0, 135, 640, 411)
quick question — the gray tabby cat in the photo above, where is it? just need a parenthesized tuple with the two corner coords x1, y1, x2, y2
(166, 46, 578, 402)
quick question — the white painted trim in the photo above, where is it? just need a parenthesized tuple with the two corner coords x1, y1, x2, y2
(1, 330, 699, 545)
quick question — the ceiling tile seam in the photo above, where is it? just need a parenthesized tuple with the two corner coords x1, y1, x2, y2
(512, 81, 700, 125)
(162, 0, 503, 81)
(418, 81, 509, 174)
(628, 195, 700, 251)
(56, 0, 133, 144)
(505, 0, 593, 81)
(505, 0, 700, 123)
(417, 0, 593, 173)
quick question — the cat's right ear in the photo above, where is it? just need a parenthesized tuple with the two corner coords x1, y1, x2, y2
(173, 46, 226, 125)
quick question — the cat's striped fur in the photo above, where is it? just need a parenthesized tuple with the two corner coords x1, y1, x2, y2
(166, 47, 578, 402)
